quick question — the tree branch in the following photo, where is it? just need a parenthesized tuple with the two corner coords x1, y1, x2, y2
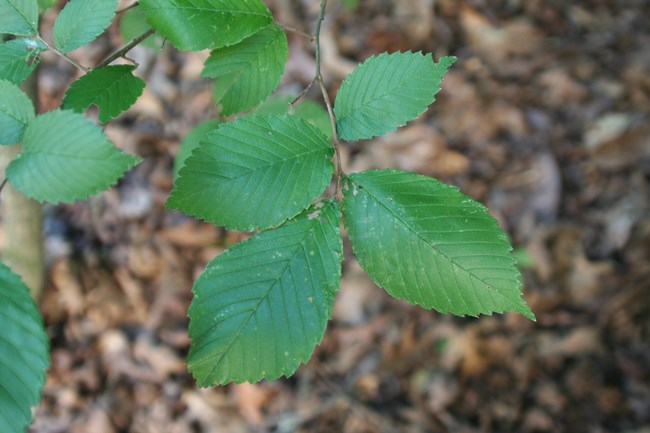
(276, 21, 314, 40)
(313, 0, 344, 203)
(38, 37, 90, 72)
(116, 1, 139, 14)
(0, 178, 8, 197)
(97, 28, 156, 68)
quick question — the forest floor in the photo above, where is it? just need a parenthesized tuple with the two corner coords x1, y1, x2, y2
(15, 0, 650, 432)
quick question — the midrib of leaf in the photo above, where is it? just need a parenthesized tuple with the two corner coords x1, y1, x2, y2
(196, 216, 323, 385)
(144, 6, 268, 17)
(0, 108, 29, 125)
(75, 70, 134, 109)
(338, 64, 430, 122)
(354, 180, 522, 306)
(6, 1, 36, 33)
(20, 151, 117, 161)
(183, 146, 326, 193)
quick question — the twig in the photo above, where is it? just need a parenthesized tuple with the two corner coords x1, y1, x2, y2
(97, 28, 155, 68)
(313, 368, 402, 433)
(38, 37, 90, 72)
(290, 77, 316, 106)
(0, 178, 8, 197)
(116, 1, 139, 14)
(277, 21, 314, 40)
(318, 78, 343, 202)
(313, 0, 344, 203)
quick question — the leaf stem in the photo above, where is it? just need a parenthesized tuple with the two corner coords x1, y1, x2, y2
(313, 0, 344, 203)
(38, 37, 90, 72)
(276, 21, 314, 40)
(0, 178, 8, 198)
(290, 77, 316, 106)
(97, 28, 156, 68)
(116, 1, 140, 14)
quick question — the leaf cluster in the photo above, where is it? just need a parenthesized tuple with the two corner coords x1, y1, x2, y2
(151, 1, 535, 387)
(0, 0, 534, 431)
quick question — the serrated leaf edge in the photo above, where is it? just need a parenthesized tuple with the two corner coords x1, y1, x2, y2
(343, 171, 534, 320)
(188, 199, 343, 385)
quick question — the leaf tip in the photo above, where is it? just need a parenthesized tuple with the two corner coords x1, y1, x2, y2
(519, 305, 537, 322)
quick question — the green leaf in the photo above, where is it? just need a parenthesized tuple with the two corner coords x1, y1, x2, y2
(334, 52, 456, 141)
(0, 0, 38, 36)
(62, 65, 146, 123)
(203, 25, 288, 115)
(292, 100, 333, 140)
(168, 114, 334, 231)
(0, 38, 43, 85)
(6, 109, 142, 203)
(52, 0, 118, 53)
(119, 6, 158, 49)
(140, 0, 272, 51)
(37, 0, 56, 11)
(174, 118, 222, 179)
(0, 261, 49, 433)
(341, 0, 359, 10)
(342, 170, 534, 320)
(187, 199, 343, 386)
(255, 94, 332, 139)
(0, 79, 35, 145)
(253, 93, 294, 115)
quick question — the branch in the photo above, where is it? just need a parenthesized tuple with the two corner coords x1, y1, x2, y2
(96, 28, 156, 68)
(38, 37, 90, 72)
(277, 21, 314, 40)
(0, 178, 8, 198)
(313, 0, 344, 202)
(116, 1, 139, 14)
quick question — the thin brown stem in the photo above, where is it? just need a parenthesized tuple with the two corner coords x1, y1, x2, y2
(314, 0, 327, 77)
(317, 77, 343, 202)
(38, 37, 90, 72)
(276, 21, 314, 40)
(0, 178, 8, 198)
(312, 0, 344, 203)
(97, 28, 155, 68)
(116, 1, 139, 14)
(290, 77, 316, 106)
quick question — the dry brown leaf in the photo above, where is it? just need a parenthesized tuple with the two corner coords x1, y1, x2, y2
(460, 6, 542, 62)
(158, 221, 219, 248)
(51, 259, 85, 316)
(232, 383, 274, 426)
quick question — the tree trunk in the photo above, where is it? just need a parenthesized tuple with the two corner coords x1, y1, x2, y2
(0, 71, 45, 300)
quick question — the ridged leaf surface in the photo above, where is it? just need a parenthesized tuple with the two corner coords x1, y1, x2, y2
(0, 0, 38, 35)
(343, 170, 534, 320)
(53, 0, 117, 53)
(168, 114, 334, 231)
(0, 79, 35, 145)
(6, 109, 142, 203)
(334, 52, 456, 141)
(203, 25, 287, 115)
(140, 0, 272, 51)
(0, 38, 43, 85)
(174, 119, 222, 179)
(188, 200, 343, 385)
(62, 65, 146, 123)
(0, 261, 49, 433)
(255, 94, 332, 139)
